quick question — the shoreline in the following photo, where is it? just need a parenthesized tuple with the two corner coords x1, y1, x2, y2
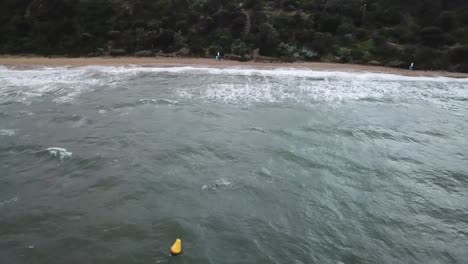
(1, 56, 468, 78)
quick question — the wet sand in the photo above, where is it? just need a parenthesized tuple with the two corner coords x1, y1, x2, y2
(1, 56, 467, 78)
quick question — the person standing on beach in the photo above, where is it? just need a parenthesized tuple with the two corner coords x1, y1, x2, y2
(409, 62, 414, 70)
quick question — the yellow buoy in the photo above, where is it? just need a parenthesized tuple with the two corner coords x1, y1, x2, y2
(170, 238, 182, 255)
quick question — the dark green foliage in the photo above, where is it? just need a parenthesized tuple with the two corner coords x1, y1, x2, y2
(414, 47, 448, 70)
(449, 46, 468, 63)
(317, 13, 341, 33)
(157, 29, 175, 51)
(310, 32, 334, 56)
(257, 23, 280, 56)
(420, 27, 446, 47)
(438, 11, 457, 31)
(231, 39, 251, 57)
(0, 0, 468, 71)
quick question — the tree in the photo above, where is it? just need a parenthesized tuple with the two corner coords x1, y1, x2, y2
(439, 11, 457, 31)
(317, 13, 341, 33)
(420, 27, 446, 47)
(231, 39, 251, 57)
(257, 23, 280, 56)
(310, 32, 334, 56)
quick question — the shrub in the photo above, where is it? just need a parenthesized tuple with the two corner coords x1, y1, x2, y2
(310, 32, 334, 56)
(299, 48, 319, 60)
(173, 30, 186, 50)
(157, 29, 175, 50)
(439, 11, 457, 32)
(231, 40, 251, 57)
(336, 18, 355, 36)
(257, 23, 280, 56)
(318, 13, 341, 33)
(414, 47, 448, 70)
(110, 49, 126, 56)
(420, 27, 445, 47)
(449, 46, 468, 63)
(135, 50, 153, 57)
(278, 42, 300, 59)
(354, 28, 368, 41)
(337, 47, 352, 63)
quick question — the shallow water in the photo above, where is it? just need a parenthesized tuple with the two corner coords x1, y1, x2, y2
(1, 66, 467, 264)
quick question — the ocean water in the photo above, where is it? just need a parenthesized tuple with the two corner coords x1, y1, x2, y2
(0, 65, 467, 264)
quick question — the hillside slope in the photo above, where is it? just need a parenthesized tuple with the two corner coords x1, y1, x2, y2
(1, 0, 468, 71)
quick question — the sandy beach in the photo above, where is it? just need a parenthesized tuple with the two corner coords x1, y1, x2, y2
(1, 56, 468, 78)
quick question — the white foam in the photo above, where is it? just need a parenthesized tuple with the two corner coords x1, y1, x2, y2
(46, 147, 72, 162)
(0, 197, 18, 206)
(1, 65, 467, 106)
(0, 129, 15, 136)
(139, 98, 157, 104)
(202, 178, 232, 190)
(178, 73, 468, 106)
(139, 98, 179, 105)
(0, 66, 106, 104)
(97, 65, 468, 82)
(1, 65, 466, 84)
(157, 98, 179, 105)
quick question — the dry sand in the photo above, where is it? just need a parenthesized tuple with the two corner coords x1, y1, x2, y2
(1, 56, 468, 78)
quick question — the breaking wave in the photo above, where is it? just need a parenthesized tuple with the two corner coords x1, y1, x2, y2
(1, 65, 467, 106)
(46, 147, 72, 162)
(0, 129, 15, 136)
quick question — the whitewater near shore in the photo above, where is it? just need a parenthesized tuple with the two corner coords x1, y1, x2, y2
(1, 56, 468, 79)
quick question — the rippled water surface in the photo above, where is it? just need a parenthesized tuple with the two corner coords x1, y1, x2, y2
(1, 66, 467, 264)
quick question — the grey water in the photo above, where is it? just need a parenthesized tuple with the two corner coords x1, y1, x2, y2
(0, 66, 467, 264)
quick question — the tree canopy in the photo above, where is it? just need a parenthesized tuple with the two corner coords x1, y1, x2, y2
(1, 0, 468, 71)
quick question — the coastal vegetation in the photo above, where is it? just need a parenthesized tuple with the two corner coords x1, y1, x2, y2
(1, 0, 468, 72)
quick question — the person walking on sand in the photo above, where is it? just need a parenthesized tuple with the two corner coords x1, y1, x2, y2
(409, 62, 414, 70)
(216, 51, 220, 61)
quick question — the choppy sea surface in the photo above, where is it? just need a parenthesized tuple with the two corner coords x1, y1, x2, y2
(1, 65, 467, 264)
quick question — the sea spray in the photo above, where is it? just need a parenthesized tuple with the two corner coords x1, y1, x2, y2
(46, 147, 72, 162)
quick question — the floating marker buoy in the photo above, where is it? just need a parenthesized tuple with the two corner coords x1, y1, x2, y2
(171, 238, 182, 255)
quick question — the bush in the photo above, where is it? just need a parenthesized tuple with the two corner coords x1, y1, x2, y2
(449, 46, 468, 63)
(354, 28, 368, 41)
(135, 50, 153, 57)
(310, 32, 334, 56)
(157, 29, 175, 50)
(350, 48, 366, 61)
(385, 60, 406, 68)
(176, 47, 190, 56)
(299, 48, 318, 60)
(173, 30, 186, 50)
(146, 20, 160, 30)
(318, 14, 341, 33)
(439, 11, 457, 32)
(336, 19, 355, 36)
(401, 46, 416, 64)
(370, 41, 401, 60)
(282, 0, 300, 11)
(454, 62, 468, 73)
(230, 16, 246, 38)
(107, 30, 121, 39)
(110, 49, 126, 56)
(207, 45, 222, 56)
(337, 47, 352, 63)
(420, 27, 445, 47)
(231, 39, 251, 57)
(257, 23, 280, 56)
(414, 47, 448, 70)
(278, 42, 301, 60)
